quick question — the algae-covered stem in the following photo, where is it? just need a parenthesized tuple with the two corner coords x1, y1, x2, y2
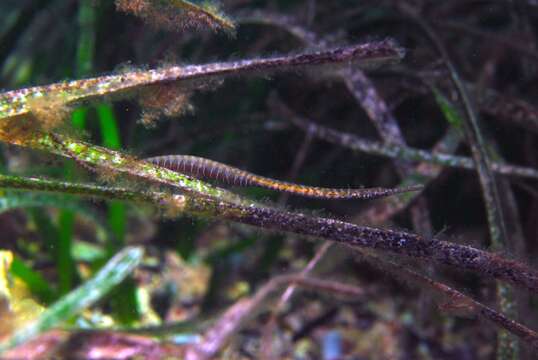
(289, 112, 538, 180)
(181, 194, 538, 295)
(3, 169, 538, 297)
(3, 131, 248, 206)
(0, 40, 403, 120)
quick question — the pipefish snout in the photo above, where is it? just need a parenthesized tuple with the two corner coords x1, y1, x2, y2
(146, 155, 423, 200)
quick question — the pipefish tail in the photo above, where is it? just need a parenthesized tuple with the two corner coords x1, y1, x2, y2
(146, 155, 423, 200)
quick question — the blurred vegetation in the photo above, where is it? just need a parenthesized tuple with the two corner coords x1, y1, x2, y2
(1, 0, 538, 359)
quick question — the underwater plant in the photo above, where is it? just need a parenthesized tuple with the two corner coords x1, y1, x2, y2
(1, 1, 538, 359)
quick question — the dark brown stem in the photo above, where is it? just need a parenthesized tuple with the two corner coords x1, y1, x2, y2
(181, 195, 538, 294)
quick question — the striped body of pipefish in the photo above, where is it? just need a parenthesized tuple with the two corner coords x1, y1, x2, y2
(146, 155, 423, 200)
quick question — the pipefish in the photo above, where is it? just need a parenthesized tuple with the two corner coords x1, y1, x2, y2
(146, 155, 423, 200)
